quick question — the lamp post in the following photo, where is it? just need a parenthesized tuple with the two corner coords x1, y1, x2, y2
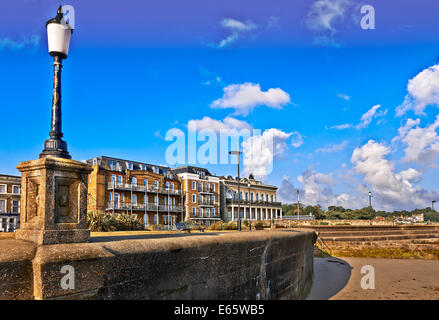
(432, 200, 437, 211)
(40, 6, 73, 159)
(248, 182, 251, 230)
(368, 191, 373, 225)
(297, 189, 300, 221)
(229, 150, 242, 231)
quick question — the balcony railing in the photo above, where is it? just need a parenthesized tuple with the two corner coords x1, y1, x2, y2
(107, 182, 181, 195)
(198, 186, 215, 194)
(106, 202, 183, 212)
(226, 199, 282, 207)
(191, 214, 221, 220)
(198, 200, 215, 207)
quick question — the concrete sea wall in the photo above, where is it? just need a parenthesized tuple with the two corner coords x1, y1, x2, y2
(0, 230, 316, 300)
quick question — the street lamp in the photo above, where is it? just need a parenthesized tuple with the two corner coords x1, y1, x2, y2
(248, 182, 251, 230)
(229, 150, 242, 231)
(432, 200, 437, 211)
(40, 6, 73, 159)
(368, 191, 373, 225)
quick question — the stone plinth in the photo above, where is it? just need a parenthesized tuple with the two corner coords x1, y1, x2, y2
(15, 157, 93, 245)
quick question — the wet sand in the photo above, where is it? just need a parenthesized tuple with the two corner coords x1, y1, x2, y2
(308, 257, 439, 300)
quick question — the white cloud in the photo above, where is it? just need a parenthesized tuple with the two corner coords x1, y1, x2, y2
(218, 18, 258, 48)
(396, 63, 439, 116)
(242, 128, 293, 177)
(395, 116, 439, 167)
(327, 123, 352, 130)
(351, 140, 437, 210)
(356, 104, 387, 129)
(306, 0, 350, 32)
(211, 82, 291, 116)
(0, 35, 39, 52)
(291, 131, 304, 148)
(279, 167, 357, 209)
(188, 116, 251, 133)
(316, 140, 348, 153)
(221, 18, 258, 32)
(337, 93, 350, 100)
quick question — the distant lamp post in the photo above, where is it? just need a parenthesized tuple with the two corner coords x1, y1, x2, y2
(229, 150, 242, 231)
(368, 191, 373, 225)
(40, 6, 73, 159)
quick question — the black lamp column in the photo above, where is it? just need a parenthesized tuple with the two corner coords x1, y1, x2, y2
(40, 6, 72, 159)
(40, 55, 70, 159)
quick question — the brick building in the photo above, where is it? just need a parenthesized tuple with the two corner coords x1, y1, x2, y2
(220, 174, 283, 222)
(0, 174, 21, 232)
(171, 166, 221, 227)
(87, 156, 183, 226)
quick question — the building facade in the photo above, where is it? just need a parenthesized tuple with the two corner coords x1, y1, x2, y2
(87, 156, 183, 226)
(172, 166, 220, 227)
(0, 174, 21, 232)
(220, 174, 282, 222)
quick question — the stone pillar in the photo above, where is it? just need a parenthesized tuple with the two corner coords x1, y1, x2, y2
(15, 157, 92, 245)
(271, 208, 273, 220)
(280, 209, 283, 220)
(244, 207, 247, 220)
(231, 206, 235, 221)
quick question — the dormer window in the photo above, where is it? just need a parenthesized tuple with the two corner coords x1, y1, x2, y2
(127, 162, 133, 170)
(93, 158, 97, 166)
(142, 164, 147, 171)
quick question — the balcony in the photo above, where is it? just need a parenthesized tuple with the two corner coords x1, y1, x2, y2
(106, 202, 183, 212)
(226, 199, 282, 207)
(198, 186, 215, 194)
(191, 214, 221, 220)
(107, 182, 181, 196)
(198, 200, 215, 207)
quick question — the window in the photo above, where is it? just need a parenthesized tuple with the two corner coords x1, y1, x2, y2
(192, 181, 196, 190)
(245, 192, 248, 201)
(108, 160, 116, 168)
(271, 195, 274, 202)
(198, 182, 202, 191)
(117, 175, 123, 183)
(211, 183, 215, 191)
(192, 194, 196, 203)
(144, 179, 148, 186)
(154, 214, 158, 225)
(212, 208, 215, 216)
(192, 207, 196, 216)
(132, 177, 137, 185)
(144, 195, 148, 204)
(93, 159, 97, 165)
(0, 200, 5, 213)
(211, 195, 215, 203)
(121, 194, 125, 203)
(256, 193, 259, 201)
(109, 192, 112, 202)
(154, 195, 158, 204)
(132, 194, 137, 204)
(171, 182, 174, 190)
(12, 185, 20, 194)
(142, 164, 147, 171)
(166, 181, 169, 189)
(127, 162, 133, 170)
(0, 185, 6, 194)
(154, 180, 158, 188)
(198, 195, 202, 204)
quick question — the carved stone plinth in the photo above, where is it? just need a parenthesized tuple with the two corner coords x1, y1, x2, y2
(15, 157, 93, 245)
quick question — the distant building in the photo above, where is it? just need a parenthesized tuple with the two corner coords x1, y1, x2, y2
(0, 174, 21, 232)
(219, 174, 283, 221)
(171, 166, 220, 227)
(87, 156, 183, 226)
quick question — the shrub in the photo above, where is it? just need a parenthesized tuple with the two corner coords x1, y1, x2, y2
(208, 221, 224, 231)
(255, 221, 264, 230)
(87, 211, 143, 232)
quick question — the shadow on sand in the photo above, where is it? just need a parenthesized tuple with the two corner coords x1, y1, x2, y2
(306, 257, 353, 300)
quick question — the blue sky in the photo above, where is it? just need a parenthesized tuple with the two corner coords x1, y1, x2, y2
(1, 0, 439, 210)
